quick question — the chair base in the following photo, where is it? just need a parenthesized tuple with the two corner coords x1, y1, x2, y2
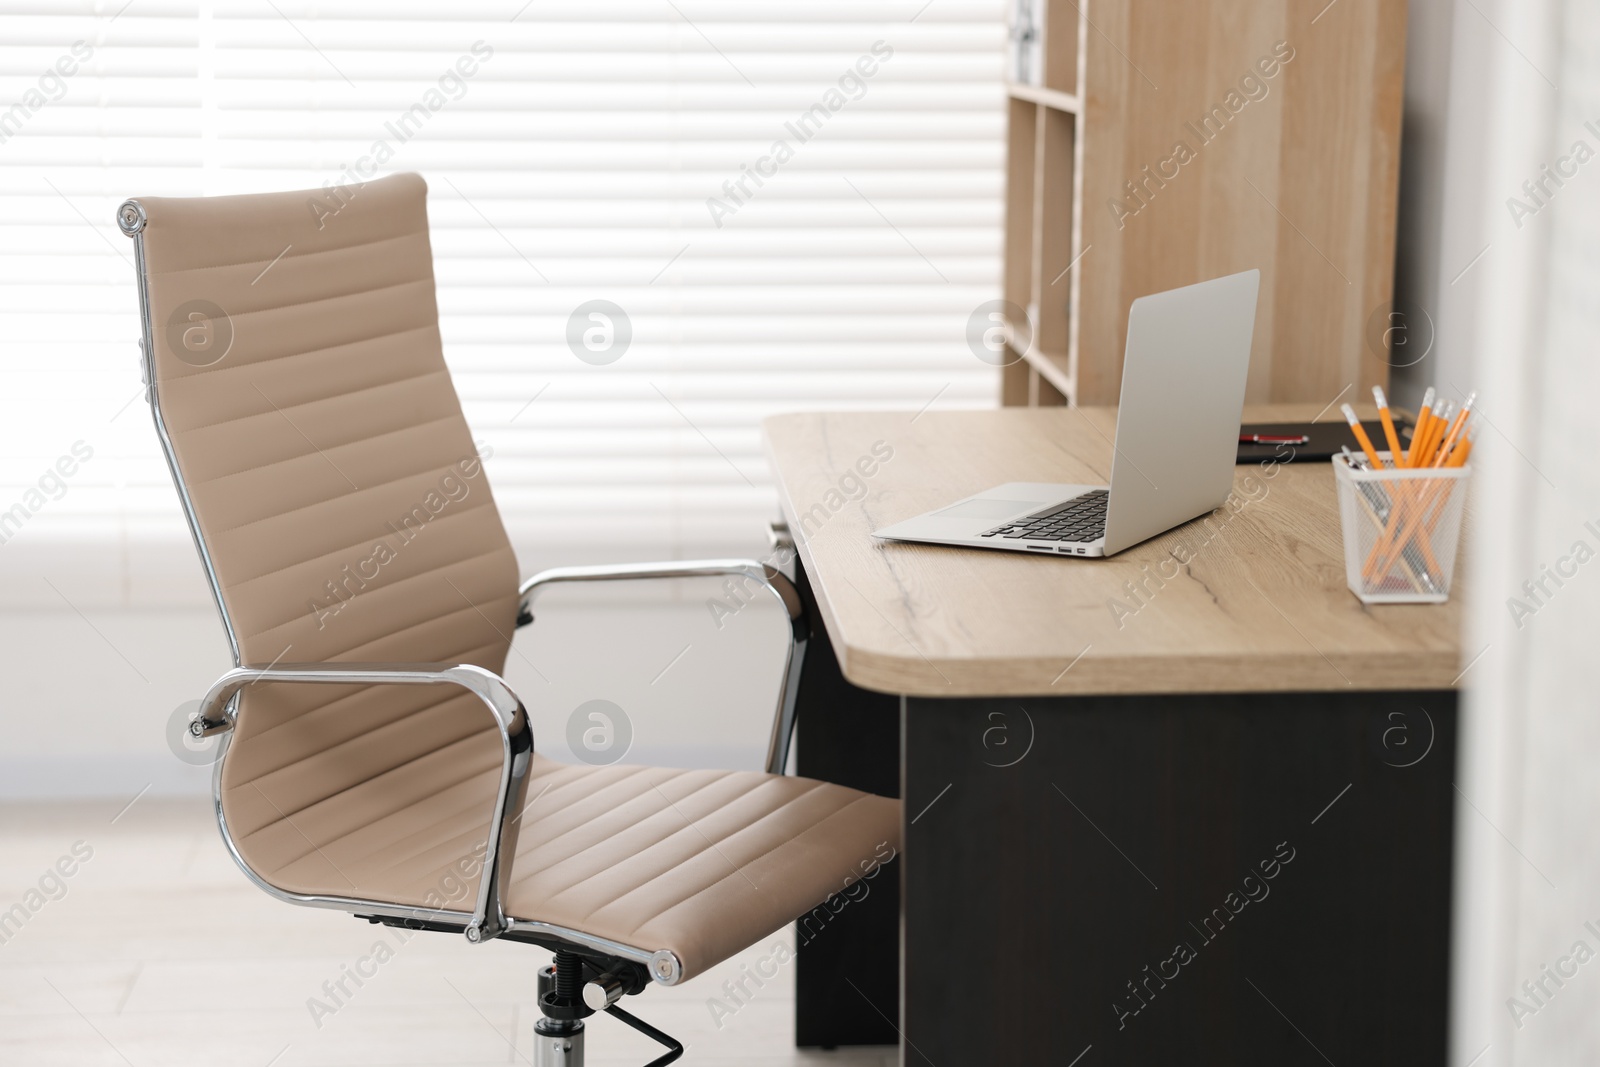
(357, 918, 682, 1064)
(535, 953, 684, 1067)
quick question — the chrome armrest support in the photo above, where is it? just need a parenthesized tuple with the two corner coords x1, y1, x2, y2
(194, 662, 533, 946)
(517, 559, 808, 775)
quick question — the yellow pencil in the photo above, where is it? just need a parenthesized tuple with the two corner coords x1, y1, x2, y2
(1368, 398, 1448, 576)
(1437, 401, 1457, 454)
(1445, 427, 1474, 468)
(1430, 392, 1476, 467)
(1373, 386, 1404, 465)
(1341, 403, 1386, 469)
(1374, 422, 1477, 580)
(1414, 403, 1449, 468)
(1407, 386, 1435, 467)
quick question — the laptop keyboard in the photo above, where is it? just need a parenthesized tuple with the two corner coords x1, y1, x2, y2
(980, 490, 1108, 543)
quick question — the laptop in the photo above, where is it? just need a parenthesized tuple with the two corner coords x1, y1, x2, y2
(874, 269, 1260, 558)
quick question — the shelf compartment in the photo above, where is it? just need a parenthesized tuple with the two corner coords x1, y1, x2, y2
(1042, 0, 1081, 94)
(1003, 97, 1038, 313)
(1034, 106, 1076, 372)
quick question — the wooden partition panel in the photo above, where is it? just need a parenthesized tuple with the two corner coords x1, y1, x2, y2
(1074, 0, 1406, 404)
(1003, 0, 1407, 408)
(1001, 96, 1038, 406)
(1036, 106, 1076, 371)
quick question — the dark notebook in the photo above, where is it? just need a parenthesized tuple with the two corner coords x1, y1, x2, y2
(1236, 417, 1413, 464)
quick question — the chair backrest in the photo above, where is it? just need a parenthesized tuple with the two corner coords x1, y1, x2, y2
(124, 173, 520, 891)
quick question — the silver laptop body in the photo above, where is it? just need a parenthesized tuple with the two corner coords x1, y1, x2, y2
(873, 269, 1260, 558)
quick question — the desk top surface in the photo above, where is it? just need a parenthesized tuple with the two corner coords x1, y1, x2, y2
(762, 404, 1466, 698)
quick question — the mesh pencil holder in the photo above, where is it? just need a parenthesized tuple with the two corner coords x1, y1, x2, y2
(1333, 452, 1470, 604)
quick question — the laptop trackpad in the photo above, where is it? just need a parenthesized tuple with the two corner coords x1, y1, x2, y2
(935, 498, 1047, 519)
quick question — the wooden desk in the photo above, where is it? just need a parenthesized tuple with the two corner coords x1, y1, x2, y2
(765, 404, 1463, 696)
(766, 406, 1462, 1066)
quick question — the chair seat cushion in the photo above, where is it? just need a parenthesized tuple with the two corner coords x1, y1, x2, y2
(245, 752, 901, 982)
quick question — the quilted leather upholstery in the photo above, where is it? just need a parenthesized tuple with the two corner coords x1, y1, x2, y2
(138, 172, 522, 898)
(274, 755, 899, 979)
(131, 173, 900, 981)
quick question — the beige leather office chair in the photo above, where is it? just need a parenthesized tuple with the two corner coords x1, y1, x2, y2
(118, 172, 899, 1066)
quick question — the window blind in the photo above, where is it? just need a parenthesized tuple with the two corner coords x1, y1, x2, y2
(0, 1, 1005, 606)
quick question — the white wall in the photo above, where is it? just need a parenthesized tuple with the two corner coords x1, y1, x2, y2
(0, 579, 790, 800)
(1448, 0, 1600, 1063)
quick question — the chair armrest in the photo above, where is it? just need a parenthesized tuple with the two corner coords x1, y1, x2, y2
(517, 560, 807, 774)
(519, 559, 802, 626)
(194, 662, 533, 945)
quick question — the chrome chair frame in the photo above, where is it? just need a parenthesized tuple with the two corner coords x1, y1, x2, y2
(518, 560, 807, 777)
(192, 663, 532, 945)
(197, 666, 686, 981)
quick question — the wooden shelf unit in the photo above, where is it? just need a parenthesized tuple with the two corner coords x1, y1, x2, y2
(1001, 0, 1407, 409)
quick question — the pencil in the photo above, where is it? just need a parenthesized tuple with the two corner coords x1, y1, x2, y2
(1360, 392, 1477, 590)
(1445, 427, 1474, 467)
(1372, 421, 1476, 581)
(1408, 386, 1435, 467)
(1373, 386, 1404, 465)
(1430, 392, 1476, 467)
(1414, 402, 1449, 468)
(1420, 428, 1476, 539)
(1341, 403, 1386, 469)
(1349, 464, 1425, 593)
(1366, 398, 1447, 575)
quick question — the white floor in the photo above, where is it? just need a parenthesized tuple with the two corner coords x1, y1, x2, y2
(0, 797, 897, 1067)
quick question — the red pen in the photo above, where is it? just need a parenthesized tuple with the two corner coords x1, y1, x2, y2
(1239, 434, 1310, 445)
